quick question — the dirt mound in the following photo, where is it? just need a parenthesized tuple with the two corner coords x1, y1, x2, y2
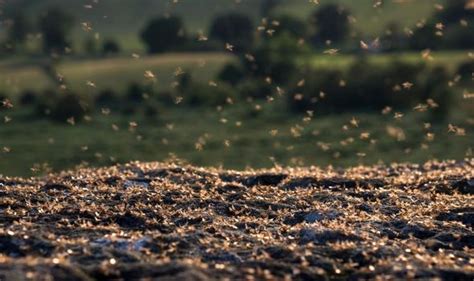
(0, 160, 473, 280)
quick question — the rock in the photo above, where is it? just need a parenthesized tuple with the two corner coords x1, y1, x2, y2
(216, 183, 246, 194)
(103, 176, 121, 186)
(436, 208, 474, 227)
(219, 173, 287, 187)
(283, 178, 385, 190)
(458, 235, 474, 248)
(282, 177, 318, 189)
(91, 237, 152, 252)
(40, 183, 71, 192)
(304, 211, 341, 223)
(113, 213, 146, 229)
(299, 229, 360, 245)
(124, 178, 151, 188)
(357, 203, 374, 213)
(380, 205, 401, 215)
(0, 235, 23, 257)
(263, 246, 295, 260)
(434, 232, 457, 243)
(389, 219, 407, 229)
(438, 269, 474, 281)
(400, 224, 436, 239)
(242, 174, 288, 187)
(283, 210, 341, 225)
(203, 251, 242, 263)
(380, 228, 398, 239)
(425, 239, 450, 251)
(452, 179, 474, 194)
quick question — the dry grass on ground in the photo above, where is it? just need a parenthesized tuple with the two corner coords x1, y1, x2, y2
(0, 160, 473, 280)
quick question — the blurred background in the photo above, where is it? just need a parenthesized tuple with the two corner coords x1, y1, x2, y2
(0, 0, 472, 176)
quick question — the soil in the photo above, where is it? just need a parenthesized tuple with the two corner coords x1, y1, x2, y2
(0, 160, 473, 280)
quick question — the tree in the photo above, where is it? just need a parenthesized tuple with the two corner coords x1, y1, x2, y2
(51, 93, 87, 123)
(310, 4, 350, 46)
(218, 63, 245, 86)
(7, 13, 30, 51)
(381, 22, 408, 51)
(83, 36, 98, 56)
(102, 39, 121, 56)
(409, 0, 474, 50)
(272, 15, 308, 39)
(436, 0, 474, 24)
(210, 13, 255, 53)
(260, 0, 281, 18)
(436, 0, 474, 49)
(140, 16, 186, 54)
(39, 8, 74, 54)
(243, 33, 309, 85)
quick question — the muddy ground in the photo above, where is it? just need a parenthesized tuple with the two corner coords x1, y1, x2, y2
(0, 160, 473, 280)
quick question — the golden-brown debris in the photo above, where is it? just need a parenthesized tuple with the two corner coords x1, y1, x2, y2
(0, 160, 473, 280)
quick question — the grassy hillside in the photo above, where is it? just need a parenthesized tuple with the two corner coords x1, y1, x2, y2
(0, 53, 232, 95)
(277, 0, 438, 36)
(2, 0, 439, 51)
(1, 102, 473, 177)
(1, 50, 470, 96)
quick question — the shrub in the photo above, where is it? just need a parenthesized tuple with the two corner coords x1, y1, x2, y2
(345, 60, 425, 109)
(288, 68, 343, 113)
(39, 7, 74, 54)
(176, 39, 222, 52)
(182, 82, 237, 107)
(83, 36, 98, 56)
(19, 90, 38, 106)
(243, 33, 308, 84)
(411, 22, 474, 50)
(271, 15, 308, 39)
(177, 72, 193, 93)
(140, 16, 186, 54)
(51, 93, 88, 123)
(102, 39, 121, 56)
(155, 90, 176, 106)
(420, 66, 453, 121)
(457, 61, 474, 82)
(6, 12, 31, 52)
(436, 0, 474, 24)
(288, 60, 452, 120)
(95, 89, 120, 108)
(309, 4, 351, 46)
(121, 105, 137, 116)
(237, 79, 274, 100)
(125, 83, 145, 103)
(442, 25, 474, 49)
(218, 63, 245, 86)
(35, 89, 58, 117)
(260, 0, 282, 17)
(408, 0, 473, 50)
(380, 22, 408, 52)
(409, 23, 442, 50)
(144, 103, 160, 119)
(209, 13, 254, 53)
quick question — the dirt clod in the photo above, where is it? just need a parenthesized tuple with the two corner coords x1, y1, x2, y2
(0, 160, 473, 280)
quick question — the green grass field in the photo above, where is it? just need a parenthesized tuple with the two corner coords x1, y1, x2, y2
(1, 50, 472, 96)
(0, 53, 233, 96)
(0, 99, 472, 177)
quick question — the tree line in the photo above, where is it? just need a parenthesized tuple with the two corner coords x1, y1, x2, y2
(2, 0, 473, 56)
